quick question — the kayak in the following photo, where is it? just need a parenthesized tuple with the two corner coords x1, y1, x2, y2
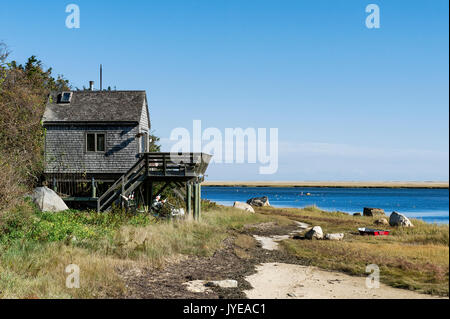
(358, 227, 390, 236)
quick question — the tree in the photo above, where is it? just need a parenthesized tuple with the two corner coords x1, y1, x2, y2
(149, 131, 161, 152)
(0, 44, 71, 210)
(8, 55, 70, 92)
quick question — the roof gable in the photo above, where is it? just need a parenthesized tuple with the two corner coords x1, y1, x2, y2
(43, 90, 147, 124)
(139, 96, 150, 131)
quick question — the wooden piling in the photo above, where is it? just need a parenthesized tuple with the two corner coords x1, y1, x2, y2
(91, 177, 96, 198)
(193, 181, 201, 221)
(193, 182, 198, 220)
(186, 182, 192, 218)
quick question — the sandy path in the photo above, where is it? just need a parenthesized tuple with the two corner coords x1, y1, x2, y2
(252, 221, 309, 250)
(244, 262, 445, 299)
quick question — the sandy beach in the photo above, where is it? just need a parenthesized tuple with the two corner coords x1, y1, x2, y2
(202, 181, 449, 188)
(244, 262, 445, 299)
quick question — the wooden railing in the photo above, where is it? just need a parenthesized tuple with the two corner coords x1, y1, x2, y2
(96, 152, 211, 212)
(144, 152, 212, 177)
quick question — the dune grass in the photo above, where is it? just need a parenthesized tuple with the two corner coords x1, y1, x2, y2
(258, 206, 449, 296)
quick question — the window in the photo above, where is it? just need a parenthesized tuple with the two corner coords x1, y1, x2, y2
(87, 134, 95, 152)
(86, 133, 106, 152)
(60, 92, 72, 103)
(140, 132, 148, 153)
(97, 134, 105, 152)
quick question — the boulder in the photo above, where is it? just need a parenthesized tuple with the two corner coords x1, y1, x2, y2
(353, 212, 362, 216)
(374, 218, 389, 226)
(206, 279, 238, 288)
(305, 226, 323, 240)
(325, 233, 344, 241)
(363, 207, 385, 217)
(32, 187, 69, 212)
(389, 211, 414, 227)
(246, 196, 270, 207)
(233, 201, 255, 213)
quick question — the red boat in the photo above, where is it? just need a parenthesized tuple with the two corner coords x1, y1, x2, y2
(358, 227, 390, 236)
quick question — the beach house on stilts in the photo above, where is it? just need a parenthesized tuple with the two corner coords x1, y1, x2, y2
(42, 83, 211, 218)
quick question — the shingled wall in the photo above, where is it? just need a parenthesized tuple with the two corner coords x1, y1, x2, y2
(44, 124, 140, 174)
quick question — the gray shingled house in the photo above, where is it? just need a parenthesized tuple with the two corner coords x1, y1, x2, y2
(42, 89, 211, 216)
(43, 90, 150, 177)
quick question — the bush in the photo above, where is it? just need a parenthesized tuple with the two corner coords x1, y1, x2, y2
(0, 201, 154, 246)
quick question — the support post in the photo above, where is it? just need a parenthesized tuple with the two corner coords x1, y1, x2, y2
(91, 177, 97, 198)
(145, 180, 152, 212)
(193, 182, 201, 221)
(186, 182, 192, 218)
(193, 182, 198, 220)
(197, 182, 201, 220)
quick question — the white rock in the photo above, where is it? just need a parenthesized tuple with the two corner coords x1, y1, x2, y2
(207, 279, 238, 288)
(32, 186, 69, 212)
(305, 226, 323, 240)
(325, 233, 344, 241)
(183, 279, 238, 293)
(183, 280, 212, 293)
(389, 212, 414, 227)
(233, 201, 255, 213)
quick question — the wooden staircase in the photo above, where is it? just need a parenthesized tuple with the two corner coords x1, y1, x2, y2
(97, 152, 211, 212)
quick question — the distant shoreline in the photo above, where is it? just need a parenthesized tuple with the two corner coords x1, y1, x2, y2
(202, 181, 449, 189)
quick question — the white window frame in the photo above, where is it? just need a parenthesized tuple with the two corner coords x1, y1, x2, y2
(60, 91, 73, 103)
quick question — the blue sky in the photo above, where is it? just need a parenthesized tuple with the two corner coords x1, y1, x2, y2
(1, 0, 448, 181)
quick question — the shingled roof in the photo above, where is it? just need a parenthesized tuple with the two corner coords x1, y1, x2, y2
(43, 90, 147, 124)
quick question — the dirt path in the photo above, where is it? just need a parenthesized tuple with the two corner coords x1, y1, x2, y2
(118, 221, 444, 299)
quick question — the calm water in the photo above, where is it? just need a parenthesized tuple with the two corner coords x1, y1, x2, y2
(203, 187, 449, 224)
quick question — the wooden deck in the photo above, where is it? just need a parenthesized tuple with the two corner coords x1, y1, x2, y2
(96, 152, 211, 214)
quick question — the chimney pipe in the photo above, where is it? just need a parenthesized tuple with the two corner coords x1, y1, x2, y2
(89, 81, 94, 91)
